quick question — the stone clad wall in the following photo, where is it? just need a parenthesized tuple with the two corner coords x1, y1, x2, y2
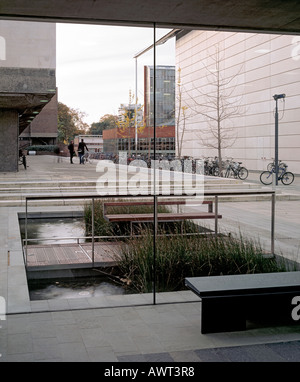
(176, 31, 300, 173)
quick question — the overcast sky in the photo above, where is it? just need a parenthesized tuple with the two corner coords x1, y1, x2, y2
(56, 23, 175, 125)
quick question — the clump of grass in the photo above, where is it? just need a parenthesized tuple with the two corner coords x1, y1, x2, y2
(115, 228, 290, 293)
(84, 199, 115, 238)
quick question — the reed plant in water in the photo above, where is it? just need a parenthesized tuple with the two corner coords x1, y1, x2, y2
(84, 199, 292, 294)
(115, 227, 291, 293)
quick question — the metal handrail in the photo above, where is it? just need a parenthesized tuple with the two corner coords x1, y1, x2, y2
(24, 189, 276, 265)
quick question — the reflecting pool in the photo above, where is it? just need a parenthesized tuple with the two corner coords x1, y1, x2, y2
(28, 277, 126, 300)
(19, 217, 85, 245)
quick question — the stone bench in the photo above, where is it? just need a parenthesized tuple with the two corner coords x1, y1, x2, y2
(185, 272, 300, 333)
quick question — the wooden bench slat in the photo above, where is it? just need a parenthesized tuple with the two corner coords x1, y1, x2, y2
(103, 200, 212, 207)
(103, 200, 214, 217)
(105, 212, 222, 222)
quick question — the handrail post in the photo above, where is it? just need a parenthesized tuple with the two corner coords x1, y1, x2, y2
(271, 192, 275, 255)
(92, 197, 95, 267)
(25, 198, 28, 266)
(214, 195, 218, 236)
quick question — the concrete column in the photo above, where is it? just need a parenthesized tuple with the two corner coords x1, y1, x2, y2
(0, 110, 19, 172)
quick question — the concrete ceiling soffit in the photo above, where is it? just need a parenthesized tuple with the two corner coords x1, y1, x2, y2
(19, 94, 55, 133)
(0, 0, 300, 34)
(0, 91, 55, 134)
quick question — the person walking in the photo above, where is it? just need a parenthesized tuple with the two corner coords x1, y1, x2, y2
(68, 140, 75, 164)
(78, 138, 89, 164)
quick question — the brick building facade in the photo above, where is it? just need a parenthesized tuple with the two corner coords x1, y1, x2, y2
(103, 125, 175, 157)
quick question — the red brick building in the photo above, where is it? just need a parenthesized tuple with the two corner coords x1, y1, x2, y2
(103, 124, 175, 157)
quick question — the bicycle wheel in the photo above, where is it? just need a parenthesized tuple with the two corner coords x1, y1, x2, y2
(238, 167, 248, 180)
(281, 171, 294, 185)
(267, 162, 274, 171)
(260, 171, 273, 185)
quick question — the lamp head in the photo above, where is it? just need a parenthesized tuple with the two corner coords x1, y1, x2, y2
(273, 94, 286, 100)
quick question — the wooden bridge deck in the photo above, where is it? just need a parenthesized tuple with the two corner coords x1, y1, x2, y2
(25, 242, 122, 268)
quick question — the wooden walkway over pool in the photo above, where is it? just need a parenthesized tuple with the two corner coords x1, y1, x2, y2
(25, 242, 122, 269)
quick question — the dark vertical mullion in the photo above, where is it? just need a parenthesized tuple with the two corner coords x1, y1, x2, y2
(153, 23, 157, 305)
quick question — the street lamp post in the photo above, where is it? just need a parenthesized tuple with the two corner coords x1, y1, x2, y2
(135, 57, 138, 154)
(273, 93, 285, 186)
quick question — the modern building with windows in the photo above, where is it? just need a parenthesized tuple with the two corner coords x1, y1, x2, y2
(175, 30, 300, 173)
(103, 120, 175, 157)
(103, 65, 176, 158)
(144, 65, 175, 127)
(118, 103, 143, 126)
(74, 134, 103, 154)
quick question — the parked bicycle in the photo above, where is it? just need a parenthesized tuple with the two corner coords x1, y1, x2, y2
(267, 158, 287, 172)
(82, 152, 92, 164)
(224, 159, 248, 180)
(260, 162, 294, 185)
(204, 157, 220, 176)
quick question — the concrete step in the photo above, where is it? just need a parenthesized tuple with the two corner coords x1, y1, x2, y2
(0, 180, 243, 190)
(0, 174, 246, 188)
(0, 189, 299, 207)
(3, 173, 296, 207)
(0, 183, 260, 201)
(0, 184, 258, 197)
(0, 176, 257, 193)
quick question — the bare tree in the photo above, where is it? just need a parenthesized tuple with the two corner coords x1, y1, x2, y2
(183, 45, 244, 174)
(176, 67, 189, 158)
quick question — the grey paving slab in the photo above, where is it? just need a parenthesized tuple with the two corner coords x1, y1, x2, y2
(169, 350, 202, 362)
(243, 344, 288, 362)
(266, 341, 300, 361)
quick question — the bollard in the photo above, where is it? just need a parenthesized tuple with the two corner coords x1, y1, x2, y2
(272, 172, 276, 189)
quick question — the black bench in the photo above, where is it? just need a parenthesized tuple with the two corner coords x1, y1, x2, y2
(185, 272, 300, 334)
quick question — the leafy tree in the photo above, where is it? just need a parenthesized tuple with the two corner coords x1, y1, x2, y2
(89, 114, 118, 135)
(57, 102, 89, 143)
(117, 91, 146, 156)
(176, 67, 189, 159)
